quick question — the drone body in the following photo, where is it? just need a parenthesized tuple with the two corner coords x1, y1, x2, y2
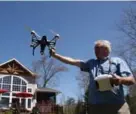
(30, 30, 60, 56)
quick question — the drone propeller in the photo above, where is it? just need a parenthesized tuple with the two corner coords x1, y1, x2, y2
(25, 25, 41, 38)
(25, 25, 32, 32)
(31, 30, 41, 38)
(50, 29, 60, 38)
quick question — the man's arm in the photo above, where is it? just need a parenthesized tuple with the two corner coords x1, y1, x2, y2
(119, 76, 135, 85)
(110, 58, 136, 86)
(51, 49, 81, 67)
(110, 74, 135, 86)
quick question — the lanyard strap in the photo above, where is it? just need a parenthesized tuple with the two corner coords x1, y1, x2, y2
(95, 58, 112, 77)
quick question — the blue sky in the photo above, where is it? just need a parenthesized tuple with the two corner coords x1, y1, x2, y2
(0, 1, 135, 104)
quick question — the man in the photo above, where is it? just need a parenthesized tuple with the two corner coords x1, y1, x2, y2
(51, 40, 135, 114)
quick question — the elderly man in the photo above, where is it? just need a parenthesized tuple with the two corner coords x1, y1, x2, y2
(51, 40, 135, 114)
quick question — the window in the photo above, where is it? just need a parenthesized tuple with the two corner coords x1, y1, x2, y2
(22, 86, 26, 92)
(2, 92, 10, 96)
(3, 76, 11, 84)
(0, 76, 11, 97)
(2, 84, 10, 91)
(0, 78, 2, 83)
(22, 80, 26, 85)
(28, 99, 31, 108)
(0, 98, 9, 108)
(12, 76, 27, 92)
(0, 76, 12, 97)
(12, 93, 17, 96)
(0, 98, 9, 104)
(13, 77, 21, 85)
(0, 76, 27, 93)
(0, 75, 28, 108)
(13, 85, 20, 91)
(21, 99, 26, 108)
(28, 88, 32, 92)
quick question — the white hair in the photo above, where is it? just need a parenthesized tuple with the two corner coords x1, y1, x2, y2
(94, 40, 111, 53)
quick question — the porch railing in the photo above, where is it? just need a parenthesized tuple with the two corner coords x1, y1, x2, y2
(36, 101, 63, 114)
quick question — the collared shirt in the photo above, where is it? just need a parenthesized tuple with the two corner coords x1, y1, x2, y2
(80, 57, 133, 104)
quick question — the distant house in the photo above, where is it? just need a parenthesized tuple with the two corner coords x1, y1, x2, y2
(0, 58, 60, 111)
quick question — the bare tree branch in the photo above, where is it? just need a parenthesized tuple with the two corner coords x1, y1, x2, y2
(76, 71, 89, 93)
(116, 7, 136, 71)
(32, 56, 68, 88)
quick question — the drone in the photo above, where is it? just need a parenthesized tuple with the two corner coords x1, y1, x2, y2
(29, 29, 60, 57)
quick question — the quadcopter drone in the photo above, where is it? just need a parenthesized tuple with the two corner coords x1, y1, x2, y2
(29, 29, 60, 57)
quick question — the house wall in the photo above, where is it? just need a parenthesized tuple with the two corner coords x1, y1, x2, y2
(22, 76, 36, 84)
(0, 74, 38, 111)
(27, 83, 37, 111)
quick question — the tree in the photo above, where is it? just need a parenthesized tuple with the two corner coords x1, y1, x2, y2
(116, 5, 136, 114)
(116, 6, 136, 71)
(76, 71, 89, 93)
(32, 56, 68, 88)
(65, 97, 76, 105)
(76, 71, 89, 105)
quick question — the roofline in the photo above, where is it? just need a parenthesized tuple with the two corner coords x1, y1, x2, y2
(0, 58, 35, 76)
(36, 88, 61, 94)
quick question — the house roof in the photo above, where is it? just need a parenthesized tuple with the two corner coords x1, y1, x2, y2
(0, 58, 36, 77)
(36, 87, 61, 94)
